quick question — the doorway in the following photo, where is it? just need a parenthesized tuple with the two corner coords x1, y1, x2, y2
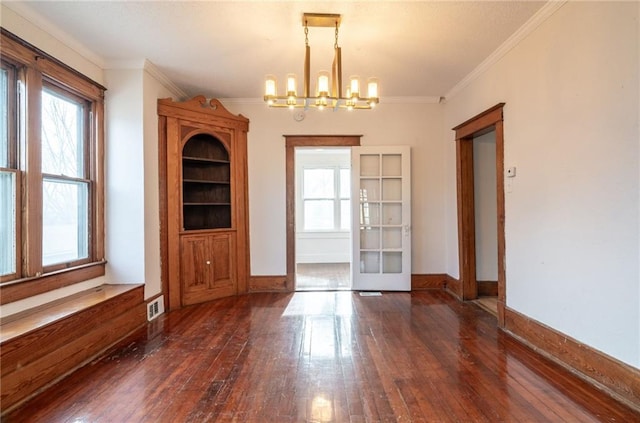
(284, 135, 361, 291)
(473, 130, 499, 315)
(285, 136, 412, 292)
(452, 103, 506, 325)
(294, 148, 352, 291)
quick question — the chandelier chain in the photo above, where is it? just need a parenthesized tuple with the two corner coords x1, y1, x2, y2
(334, 22, 339, 49)
(304, 21, 309, 47)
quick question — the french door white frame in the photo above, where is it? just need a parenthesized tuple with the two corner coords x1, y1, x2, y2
(351, 146, 412, 291)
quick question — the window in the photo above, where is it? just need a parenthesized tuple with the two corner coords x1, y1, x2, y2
(302, 167, 350, 231)
(1, 60, 18, 279)
(0, 29, 105, 301)
(41, 85, 90, 269)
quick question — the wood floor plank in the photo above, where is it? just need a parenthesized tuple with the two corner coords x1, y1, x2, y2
(4, 290, 639, 422)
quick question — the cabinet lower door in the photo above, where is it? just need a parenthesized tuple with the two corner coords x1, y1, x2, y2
(180, 232, 236, 306)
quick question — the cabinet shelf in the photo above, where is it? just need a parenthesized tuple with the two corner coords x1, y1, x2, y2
(184, 202, 231, 206)
(183, 179, 230, 185)
(183, 156, 230, 164)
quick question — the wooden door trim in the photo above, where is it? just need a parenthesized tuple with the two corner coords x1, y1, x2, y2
(284, 135, 362, 291)
(452, 103, 506, 326)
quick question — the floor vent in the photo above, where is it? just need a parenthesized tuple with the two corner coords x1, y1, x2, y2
(359, 292, 382, 296)
(147, 295, 165, 321)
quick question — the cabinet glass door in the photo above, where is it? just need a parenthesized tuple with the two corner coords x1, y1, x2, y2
(351, 146, 411, 291)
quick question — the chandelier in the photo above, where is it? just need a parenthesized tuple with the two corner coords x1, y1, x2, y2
(263, 13, 379, 111)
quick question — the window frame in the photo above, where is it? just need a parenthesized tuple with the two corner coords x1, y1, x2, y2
(0, 59, 20, 281)
(40, 80, 93, 273)
(0, 29, 106, 304)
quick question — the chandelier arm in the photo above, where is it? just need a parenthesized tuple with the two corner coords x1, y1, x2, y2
(304, 45, 310, 98)
(332, 47, 342, 99)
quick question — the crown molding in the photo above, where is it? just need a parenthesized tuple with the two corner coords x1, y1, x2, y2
(219, 96, 442, 105)
(218, 98, 265, 105)
(445, 0, 567, 101)
(383, 96, 442, 104)
(103, 59, 188, 100)
(143, 60, 189, 100)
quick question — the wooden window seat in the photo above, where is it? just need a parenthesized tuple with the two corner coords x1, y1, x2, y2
(0, 284, 146, 414)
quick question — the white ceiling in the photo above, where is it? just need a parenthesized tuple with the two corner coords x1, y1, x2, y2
(4, 1, 548, 100)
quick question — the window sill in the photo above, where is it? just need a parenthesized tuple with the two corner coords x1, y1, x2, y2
(0, 261, 106, 305)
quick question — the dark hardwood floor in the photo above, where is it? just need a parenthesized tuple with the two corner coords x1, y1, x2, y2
(5, 291, 638, 422)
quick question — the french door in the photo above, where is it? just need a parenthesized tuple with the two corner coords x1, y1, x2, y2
(351, 146, 411, 291)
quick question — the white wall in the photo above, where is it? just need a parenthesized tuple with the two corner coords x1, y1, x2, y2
(104, 69, 145, 285)
(444, 2, 639, 367)
(221, 101, 446, 276)
(105, 64, 176, 298)
(142, 65, 178, 299)
(473, 131, 498, 282)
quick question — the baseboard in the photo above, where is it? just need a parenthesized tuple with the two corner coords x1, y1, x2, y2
(411, 274, 447, 290)
(477, 280, 498, 296)
(444, 275, 462, 299)
(503, 306, 640, 413)
(251, 273, 450, 292)
(249, 275, 288, 292)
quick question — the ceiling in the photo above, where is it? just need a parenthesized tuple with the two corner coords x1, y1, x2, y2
(5, 1, 547, 100)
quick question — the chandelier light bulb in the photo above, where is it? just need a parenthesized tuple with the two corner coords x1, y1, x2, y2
(367, 77, 379, 100)
(317, 71, 330, 97)
(265, 75, 277, 96)
(286, 74, 297, 97)
(349, 76, 360, 98)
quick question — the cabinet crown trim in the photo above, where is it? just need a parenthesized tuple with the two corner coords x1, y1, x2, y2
(158, 96, 249, 129)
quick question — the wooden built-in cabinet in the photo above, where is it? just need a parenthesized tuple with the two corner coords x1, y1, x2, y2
(158, 96, 249, 310)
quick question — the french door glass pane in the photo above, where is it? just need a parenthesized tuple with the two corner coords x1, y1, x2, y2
(303, 200, 334, 230)
(383, 252, 402, 273)
(0, 68, 7, 168)
(381, 154, 401, 176)
(382, 227, 402, 249)
(41, 89, 84, 177)
(359, 179, 379, 201)
(360, 155, 379, 177)
(382, 203, 402, 225)
(303, 168, 334, 199)
(360, 251, 380, 273)
(359, 202, 380, 226)
(42, 178, 88, 266)
(382, 178, 402, 201)
(360, 227, 380, 249)
(0, 171, 15, 276)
